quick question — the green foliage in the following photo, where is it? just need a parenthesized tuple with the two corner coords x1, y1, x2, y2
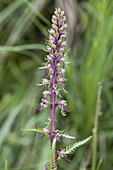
(61, 132, 75, 139)
(21, 128, 49, 136)
(49, 138, 57, 170)
(5, 160, 8, 170)
(65, 136, 92, 155)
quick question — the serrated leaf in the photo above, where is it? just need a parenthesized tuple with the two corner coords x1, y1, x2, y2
(50, 138, 57, 170)
(21, 128, 49, 135)
(61, 133, 75, 139)
(65, 136, 92, 155)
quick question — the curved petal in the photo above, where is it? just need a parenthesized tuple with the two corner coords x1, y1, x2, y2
(43, 128, 50, 135)
(57, 137, 63, 142)
(43, 68, 48, 77)
(45, 69, 51, 79)
(57, 149, 65, 158)
(38, 134, 45, 139)
(61, 83, 68, 92)
(35, 106, 44, 111)
(36, 84, 46, 92)
(62, 105, 72, 112)
(63, 154, 71, 162)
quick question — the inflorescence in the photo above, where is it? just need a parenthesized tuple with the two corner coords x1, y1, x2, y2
(36, 8, 71, 116)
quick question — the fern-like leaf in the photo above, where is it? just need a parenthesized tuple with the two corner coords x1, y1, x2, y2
(21, 128, 49, 136)
(61, 133, 75, 139)
(65, 136, 92, 155)
(50, 138, 57, 170)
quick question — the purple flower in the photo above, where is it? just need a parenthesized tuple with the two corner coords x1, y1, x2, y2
(54, 129, 63, 142)
(38, 128, 50, 139)
(57, 149, 71, 162)
(56, 100, 72, 113)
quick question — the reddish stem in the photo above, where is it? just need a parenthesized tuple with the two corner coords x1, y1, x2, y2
(50, 55, 57, 169)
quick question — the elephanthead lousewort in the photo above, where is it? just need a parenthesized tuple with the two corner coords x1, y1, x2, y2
(22, 8, 92, 170)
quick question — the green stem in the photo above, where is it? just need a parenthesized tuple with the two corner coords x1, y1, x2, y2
(92, 82, 102, 170)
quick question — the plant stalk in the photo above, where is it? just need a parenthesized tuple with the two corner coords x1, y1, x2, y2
(50, 57, 57, 169)
(92, 82, 102, 170)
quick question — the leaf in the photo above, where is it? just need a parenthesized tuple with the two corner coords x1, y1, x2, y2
(50, 138, 57, 170)
(61, 133, 75, 139)
(0, 44, 45, 52)
(65, 136, 92, 155)
(21, 128, 49, 136)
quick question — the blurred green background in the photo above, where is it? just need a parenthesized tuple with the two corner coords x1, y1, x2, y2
(0, 0, 113, 169)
